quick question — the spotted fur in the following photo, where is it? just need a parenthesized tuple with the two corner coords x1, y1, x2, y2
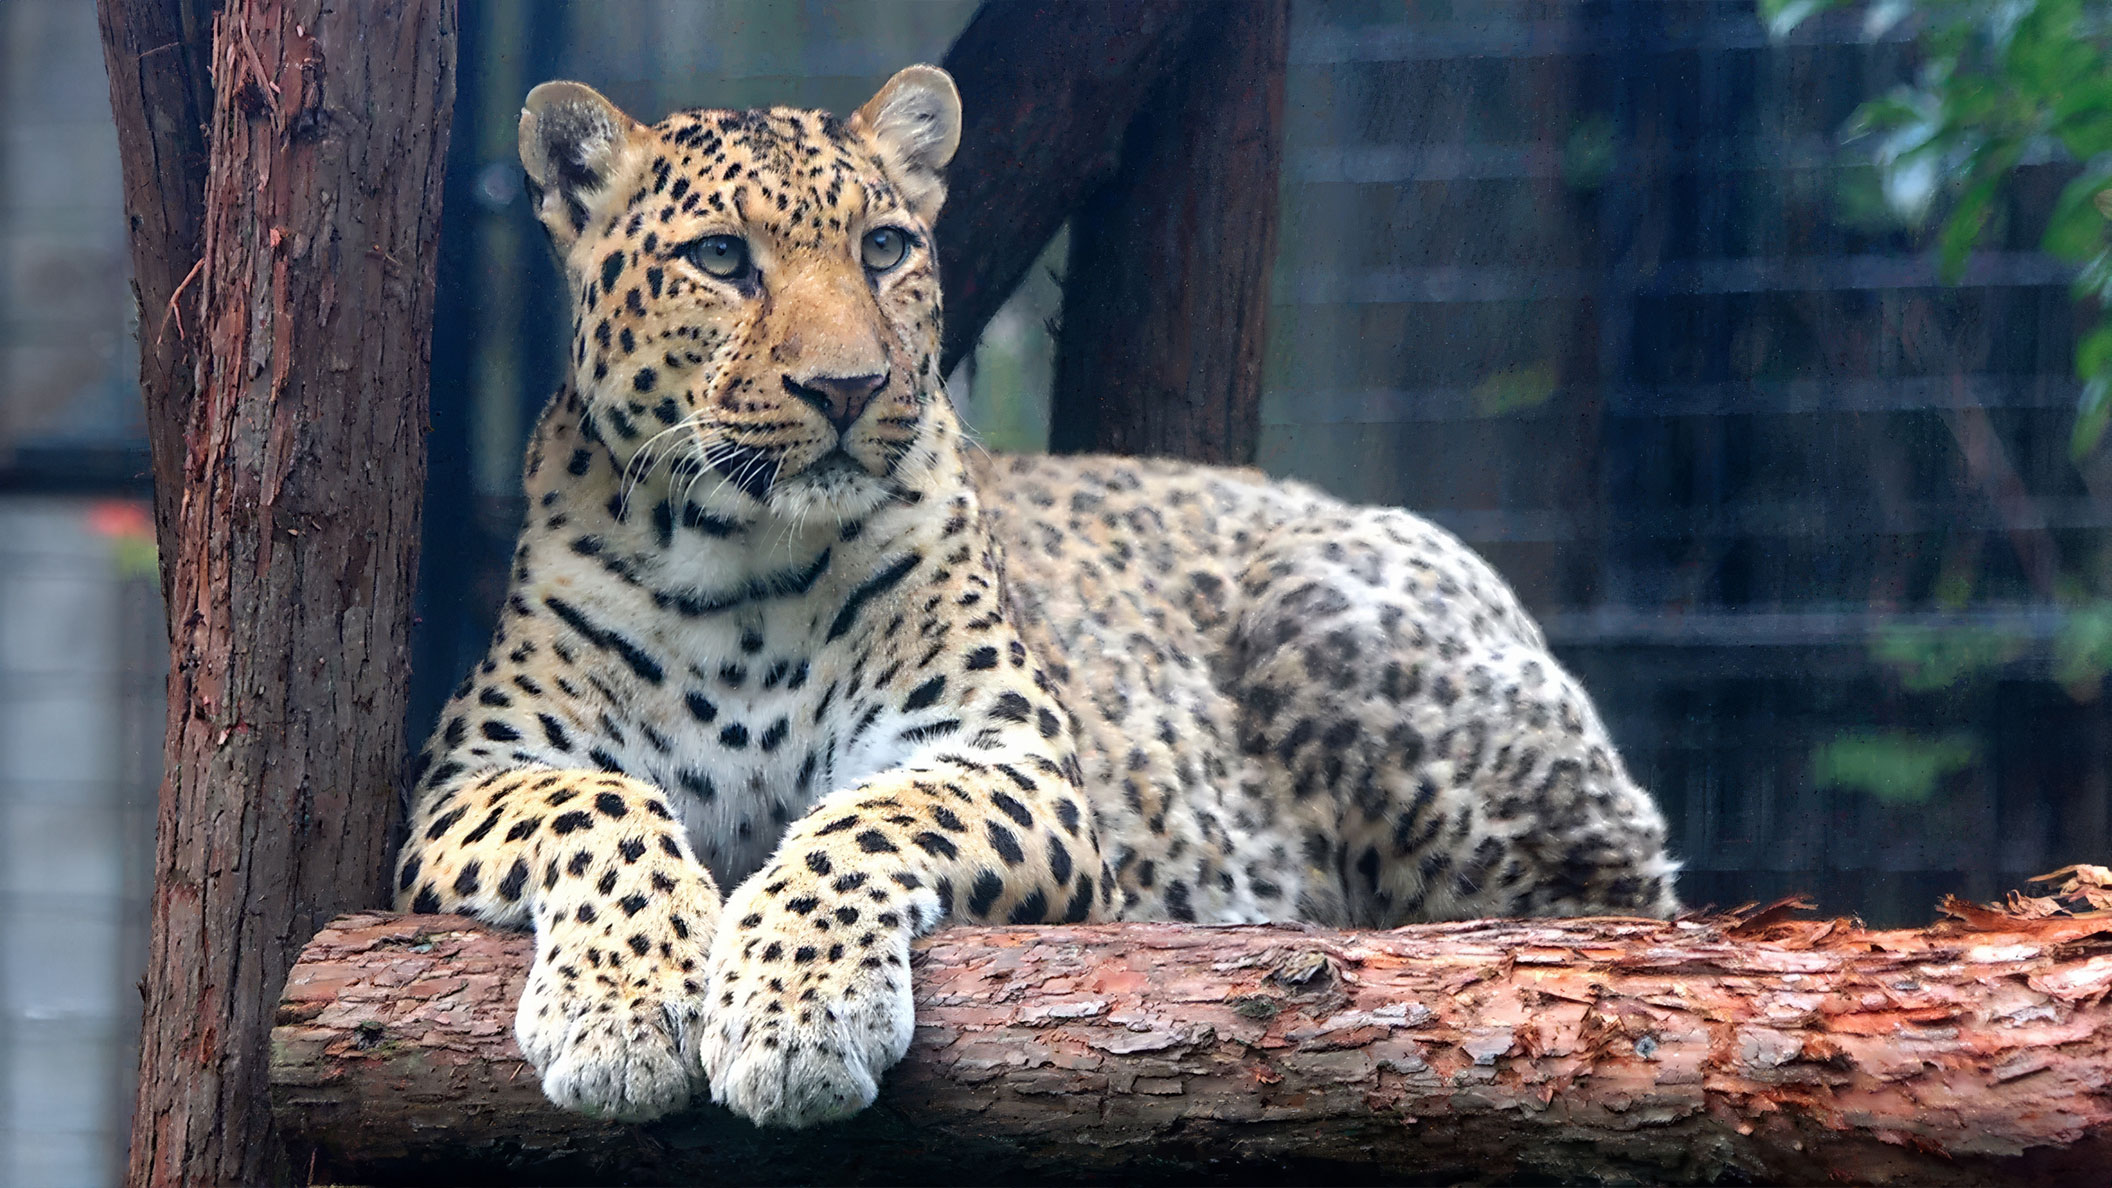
(394, 65, 1679, 1130)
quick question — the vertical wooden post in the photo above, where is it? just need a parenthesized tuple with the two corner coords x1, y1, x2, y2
(97, 0, 217, 604)
(106, 1, 457, 1183)
(1048, 1, 1288, 464)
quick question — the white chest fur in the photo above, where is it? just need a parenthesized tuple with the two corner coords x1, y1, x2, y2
(528, 523, 954, 888)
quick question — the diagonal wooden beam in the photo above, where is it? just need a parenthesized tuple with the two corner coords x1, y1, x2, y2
(936, 0, 1206, 377)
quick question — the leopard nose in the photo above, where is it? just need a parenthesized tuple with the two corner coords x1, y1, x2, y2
(782, 372, 886, 433)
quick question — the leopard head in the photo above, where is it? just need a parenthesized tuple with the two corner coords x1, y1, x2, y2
(519, 66, 962, 525)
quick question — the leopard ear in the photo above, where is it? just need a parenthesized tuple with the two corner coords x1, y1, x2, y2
(851, 65, 961, 224)
(519, 81, 644, 248)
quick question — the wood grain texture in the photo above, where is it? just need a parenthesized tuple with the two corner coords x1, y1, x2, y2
(118, 3, 456, 1184)
(274, 908, 2112, 1185)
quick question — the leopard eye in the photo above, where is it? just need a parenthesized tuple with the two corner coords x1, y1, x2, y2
(861, 227, 911, 273)
(684, 235, 751, 281)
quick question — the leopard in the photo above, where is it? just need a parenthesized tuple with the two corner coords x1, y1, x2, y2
(392, 64, 1680, 1131)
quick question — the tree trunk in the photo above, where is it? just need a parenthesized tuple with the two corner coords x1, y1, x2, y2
(936, 0, 1206, 376)
(1048, 1, 1287, 465)
(273, 908, 2112, 1186)
(116, 3, 456, 1185)
(97, 0, 218, 601)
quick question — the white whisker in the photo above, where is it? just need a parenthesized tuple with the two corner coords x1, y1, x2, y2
(618, 413, 707, 518)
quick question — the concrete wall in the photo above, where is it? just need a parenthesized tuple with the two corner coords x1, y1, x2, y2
(0, 501, 160, 1188)
(1, 2, 159, 1184)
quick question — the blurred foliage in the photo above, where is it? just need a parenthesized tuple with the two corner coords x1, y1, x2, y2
(1856, 600, 2112, 804)
(1813, 730, 1979, 803)
(1765, 0, 2112, 458)
(85, 500, 158, 582)
(2053, 598, 2112, 695)
(1759, 1, 2112, 804)
(1562, 113, 1619, 191)
(1871, 622, 2030, 691)
(1473, 362, 1560, 416)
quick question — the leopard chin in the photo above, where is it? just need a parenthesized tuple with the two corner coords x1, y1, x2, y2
(765, 461, 896, 524)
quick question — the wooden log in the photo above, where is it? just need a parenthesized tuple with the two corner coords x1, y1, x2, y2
(273, 906, 2112, 1186)
(1049, 0, 1288, 465)
(936, 0, 1206, 376)
(116, 3, 456, 1184)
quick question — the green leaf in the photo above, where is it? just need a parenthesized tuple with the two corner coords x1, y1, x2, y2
(1936, 138, 2026, 281)
(1938, 177, 1998, 280)
(2004, 2, 2080, 91)
(1864, 0, 1914, 37)
(1812, 732, 1978, 805)
(2054, 600, 2112, 693)
(1872, 622, 2028, 690)
(2050, 72, 2112, 156)
(1847, 93, 1935, 141)
(2077, 247, 2112, 304)
(1473, 362, 1560, 417)
(1866, 98, 1950, 222)
(1881, 155, 1945, 223)
(1836, 165, 1921, 231)
(1760, 0, 1848, 39)
(2080, 323, 2112, 379)
(2072, 371, 2112, 461)
(2044, 168, 2112, 262)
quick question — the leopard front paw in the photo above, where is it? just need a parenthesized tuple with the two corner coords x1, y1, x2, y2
(515, 957, 710, 1122)
(698, 886, 922, 1128)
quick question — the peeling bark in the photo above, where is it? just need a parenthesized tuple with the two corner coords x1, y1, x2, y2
(274, 908, 2112, 1186)
(116, 3, 456, 1185)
